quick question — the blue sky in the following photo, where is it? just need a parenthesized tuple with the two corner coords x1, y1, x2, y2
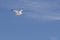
(0, 0, 60, 40)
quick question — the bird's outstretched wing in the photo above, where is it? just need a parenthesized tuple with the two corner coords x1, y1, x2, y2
(11, 9, 20, 15)
(11, 9, 23, 16)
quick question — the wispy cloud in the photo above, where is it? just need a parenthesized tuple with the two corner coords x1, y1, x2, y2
(1, 0, 60, 21)
(24, 0, 60, 21)
(27, 14, 60, 21)
(50, 36, 58, 40)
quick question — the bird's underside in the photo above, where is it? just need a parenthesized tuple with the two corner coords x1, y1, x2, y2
(11, 9, 23, 16)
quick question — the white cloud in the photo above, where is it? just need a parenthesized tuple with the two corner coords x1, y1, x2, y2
(27, 13, 60, 21)
(50, 36, 58, 40)
(23, 0, 60, 21)
(1, 0, 60, 21)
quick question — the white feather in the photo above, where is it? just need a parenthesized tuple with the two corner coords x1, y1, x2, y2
(12, 9, 23, 16)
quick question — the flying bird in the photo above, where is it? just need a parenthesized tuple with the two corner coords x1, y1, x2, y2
(11, 9, 23, 16)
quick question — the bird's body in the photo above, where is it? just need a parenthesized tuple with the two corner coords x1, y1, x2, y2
(11, 9, 23, 16)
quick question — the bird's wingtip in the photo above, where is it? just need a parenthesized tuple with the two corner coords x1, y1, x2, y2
(11, 9, 14, 11)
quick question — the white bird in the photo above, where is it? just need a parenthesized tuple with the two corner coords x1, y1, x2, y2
(11, 9, 23, 16)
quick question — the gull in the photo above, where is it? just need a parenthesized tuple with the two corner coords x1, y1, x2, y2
(11, 9, 23, 16)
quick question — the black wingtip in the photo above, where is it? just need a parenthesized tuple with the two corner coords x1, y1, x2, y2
(11, 9, 14, 11)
